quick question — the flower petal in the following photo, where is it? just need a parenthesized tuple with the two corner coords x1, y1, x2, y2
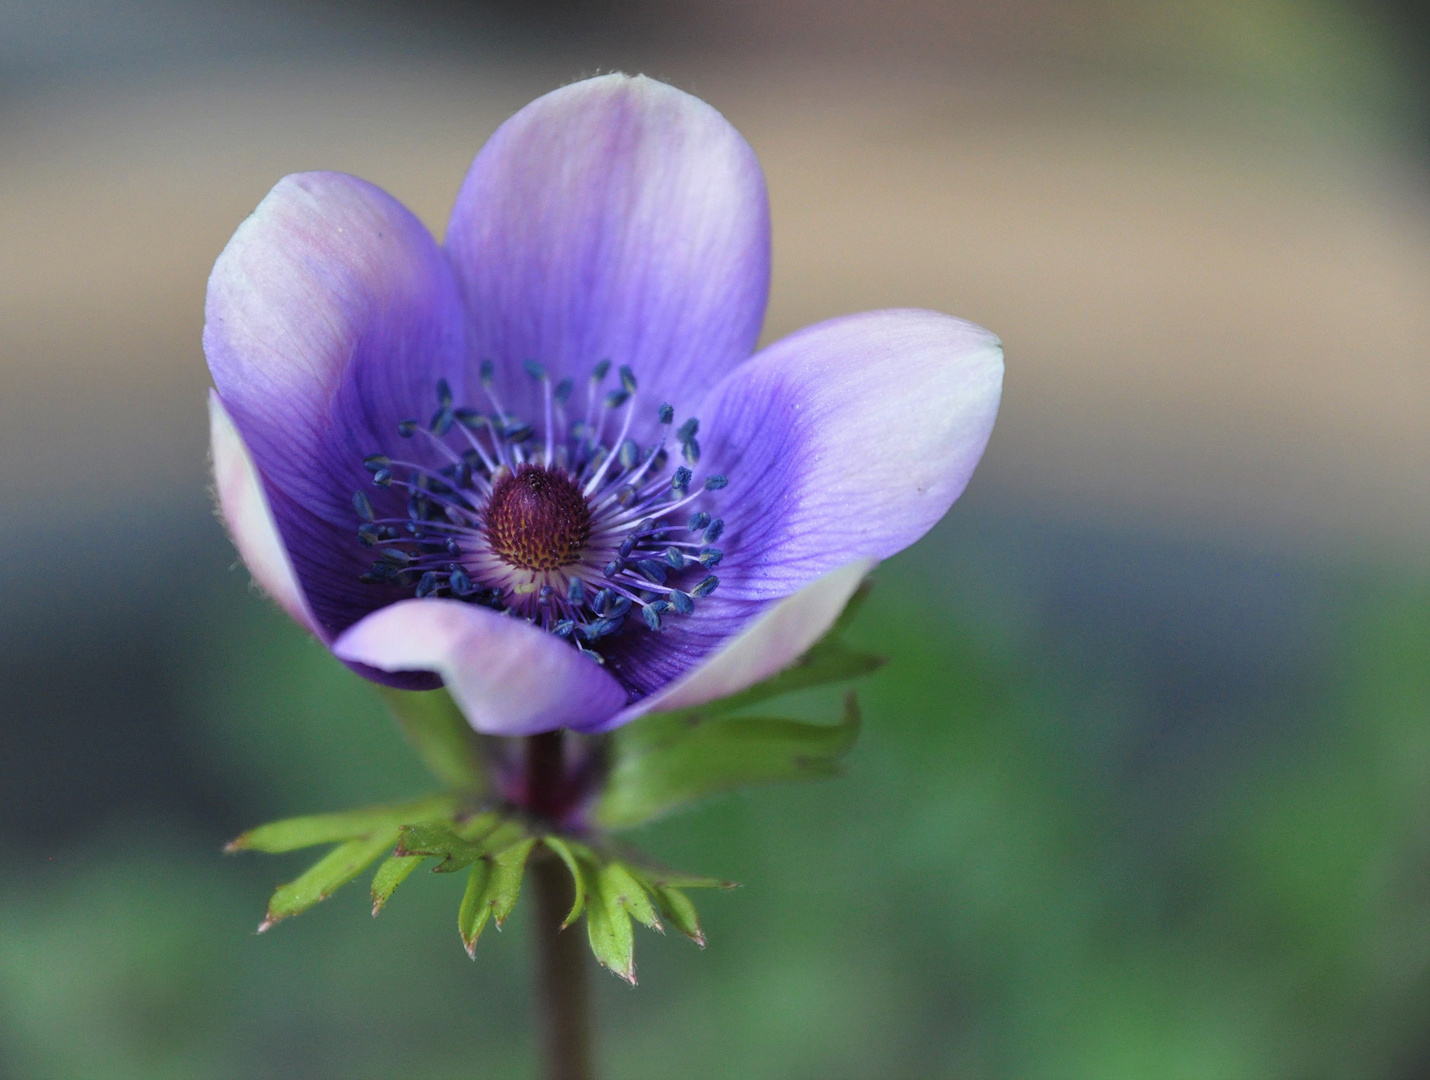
(587, 309, 999, 711)
(591, 559, 876, 732)
(209, 390, 319, 637)
(445, 73, 770, 431)
(332, 599, 629, 735)
(697, 309, 1003, 602)
(204, 171, 466, 639)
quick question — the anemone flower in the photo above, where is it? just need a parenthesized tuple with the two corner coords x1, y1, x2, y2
(205, 73, 1002, 739)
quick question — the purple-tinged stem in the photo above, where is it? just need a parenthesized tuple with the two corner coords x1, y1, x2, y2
(527, 731, 594, 1080)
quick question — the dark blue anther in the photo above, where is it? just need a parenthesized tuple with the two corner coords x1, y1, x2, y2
(619, 439, 639, 470)
(651, 448, 669, 472)
(538, 585, 554, 604)
(446, 538, 461, 556)
(436, 378, 453, 406)
(554, 619, 576, 638)
(523, 360, 547, 380)
(703, 518, 725, 543)
(358, 523, 381, 546)
(688, 511, 710, 531)
(604, 560, 622, 579)
(618, 536, 637, 559)
(672, 467, 692, 494)
(643, 601, 670, 631)
(637, 517, 656, 533)
(363, 454, 390, 472)
(604, 389, 630, 409)
(658, 402, 674, 424)
(415, 571, 439, 598)
(592, 359, 611, 380)
(454, 461, 472, 488)
(568, 577, 586, 604)
(503, 421, 534, 442)
(449, 566, 473, 595)
(616, 485, 636, 507)
(593, 587, 615, 614)
(682, 438, 701, 464)
(352, 491, 374, 520)
(554, 377, 574, 403)
(636, 559, 668, 585)
(670, 589, 694, 615)
(676, 418, 699, 442)
(373, 468, 393, 487)
(664, 547, 687, 569)
(704, 474, 728, 491)
(619, 365, 637, 393)
(699, 548, 723, 568)
(693, 575, 719, 597)
(480, 359, 495, 385)
(380, 547, 413, 564)
(608, 595, 632, 619)
(430, 406, 454, 435)
(359, 564, 392, 584)
(398, 419, 418, 438)
(455, 407, 483, 429)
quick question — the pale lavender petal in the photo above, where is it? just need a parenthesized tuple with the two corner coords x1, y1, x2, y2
(209, 391, 319, 637)
(204, 171, 465, 640)
(332, 599, 628, 735)
(589, 559, 876, 732)
(696, 309, 1003, 601)
(594, 309, 1001, 705)
(445, 73, 769, 433)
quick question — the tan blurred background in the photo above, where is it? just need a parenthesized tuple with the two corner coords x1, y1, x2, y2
(1, 2, 1427, 580)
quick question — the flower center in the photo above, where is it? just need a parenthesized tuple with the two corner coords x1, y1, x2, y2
(350, 359, 727, 665)
(485, 464, 592, 571)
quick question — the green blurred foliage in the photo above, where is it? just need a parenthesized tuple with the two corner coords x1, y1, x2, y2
(0, 535, 1427, 1079)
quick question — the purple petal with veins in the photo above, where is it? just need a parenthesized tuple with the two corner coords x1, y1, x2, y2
(203, 74, 1002, 734)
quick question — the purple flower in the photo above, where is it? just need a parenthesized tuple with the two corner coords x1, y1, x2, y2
(205, 74, 1002, 737)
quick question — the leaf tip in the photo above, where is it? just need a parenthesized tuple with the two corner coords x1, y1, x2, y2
(256, 917, 277, 934)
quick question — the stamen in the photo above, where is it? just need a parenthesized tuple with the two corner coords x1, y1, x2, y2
(354, 358, 730, 661)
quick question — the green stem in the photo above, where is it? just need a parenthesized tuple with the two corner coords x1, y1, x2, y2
(527, 732, 594, 1080)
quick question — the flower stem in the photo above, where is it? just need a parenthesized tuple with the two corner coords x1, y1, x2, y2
(527, 732, 594, 1080)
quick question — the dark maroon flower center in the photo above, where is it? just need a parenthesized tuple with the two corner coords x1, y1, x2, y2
(485, 463, 593, 572)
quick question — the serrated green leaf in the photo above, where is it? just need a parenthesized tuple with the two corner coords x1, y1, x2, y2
(263, 826, 400, 928)
(488, 838, 537, 927)
(228, 793, 458, 853)
(458, 859, 494, 957)
(585, 861, 637, 984)
(396, 822, 487, 872)
(626, 863, 735, 890)
(375, 685, 491, 789)
(594, 692, 863, 829)
(542, 836, 587, 928)
(650, 885, 704, 946)
(370, 854, 425, 916)
(605, 862, 662, 932)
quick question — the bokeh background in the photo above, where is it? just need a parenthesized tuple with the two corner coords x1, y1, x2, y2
(1, 1, 1428, 1077)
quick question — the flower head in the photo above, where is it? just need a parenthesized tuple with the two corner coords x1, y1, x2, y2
(205, 74, 1002, 737)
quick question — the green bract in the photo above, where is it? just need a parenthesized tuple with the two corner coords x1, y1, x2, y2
(228, 586, 883, 981)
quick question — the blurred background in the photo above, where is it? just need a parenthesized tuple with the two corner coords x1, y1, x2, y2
(1, 0, 1428, 1077)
